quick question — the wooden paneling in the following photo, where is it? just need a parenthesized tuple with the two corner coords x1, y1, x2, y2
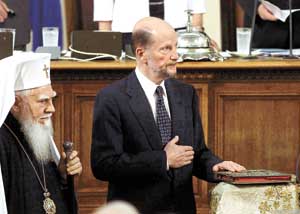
(52, 81, 110, 214)
(72, 83, 108, 214)
(190, 84, 210, 213)
(51, 83, 64, 152)
(212, 82, 300, 174)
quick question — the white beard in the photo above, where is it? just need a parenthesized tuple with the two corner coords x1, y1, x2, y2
(20, 119, 53, 164)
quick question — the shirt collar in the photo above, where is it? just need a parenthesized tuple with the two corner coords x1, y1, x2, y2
(135, 68, 167, 97)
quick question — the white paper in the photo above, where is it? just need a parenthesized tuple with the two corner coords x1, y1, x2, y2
(260, 0, 300, 22)
(255, 48, 300, 56)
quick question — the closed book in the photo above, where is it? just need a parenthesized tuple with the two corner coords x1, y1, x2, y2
(215, 169, 292, 184)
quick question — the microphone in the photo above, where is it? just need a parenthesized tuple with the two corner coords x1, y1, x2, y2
(246, 0, 259, 59)
(63, 141, 78, 214)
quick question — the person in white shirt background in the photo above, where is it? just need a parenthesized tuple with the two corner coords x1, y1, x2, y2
(93, 0, 218, 51)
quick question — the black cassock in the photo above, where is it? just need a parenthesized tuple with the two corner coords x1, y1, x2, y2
(0, 113, 76, 214)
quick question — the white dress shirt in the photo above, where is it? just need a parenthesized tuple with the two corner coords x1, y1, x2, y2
(135, 68, 171, 170)
(135, 68, 171, 121)
(94, 0, 206, 32)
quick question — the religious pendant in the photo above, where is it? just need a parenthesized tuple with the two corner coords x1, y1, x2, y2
(43, 191, 56, 214)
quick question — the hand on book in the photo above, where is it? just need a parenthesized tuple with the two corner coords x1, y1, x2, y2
(212, 161, 246, 172)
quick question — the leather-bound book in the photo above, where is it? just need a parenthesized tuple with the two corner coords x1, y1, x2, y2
(215, 169, 292, 184)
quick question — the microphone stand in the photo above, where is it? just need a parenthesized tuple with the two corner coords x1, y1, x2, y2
(246, 0, 259, 59)
(289, 0, 293, 57)
(285, 0, 298, 59)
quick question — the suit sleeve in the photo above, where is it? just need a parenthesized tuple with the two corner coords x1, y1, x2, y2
(91, 90, 168, 182)
(191, 88, 222, 182)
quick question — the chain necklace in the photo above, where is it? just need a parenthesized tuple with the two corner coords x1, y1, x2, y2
(4, 123, 56, 214)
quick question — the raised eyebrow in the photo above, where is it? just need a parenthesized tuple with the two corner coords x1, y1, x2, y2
(37, 95, 50, 101)
(37, 91, 57, 101)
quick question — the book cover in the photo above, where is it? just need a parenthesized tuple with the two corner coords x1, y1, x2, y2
(215, 169, 292, 184)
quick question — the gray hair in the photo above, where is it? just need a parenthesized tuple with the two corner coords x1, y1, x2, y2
(131, 27, 153, 52)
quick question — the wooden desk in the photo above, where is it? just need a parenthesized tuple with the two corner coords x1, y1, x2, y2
(50, 59, 300, 214)
(51, 59, 300, 70)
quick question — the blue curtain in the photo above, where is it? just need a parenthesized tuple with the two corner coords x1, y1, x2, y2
(30, 0, 63, 50)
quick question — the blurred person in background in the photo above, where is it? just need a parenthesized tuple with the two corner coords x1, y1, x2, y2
(93, 0, 219, 51)
(237, 0, 300, 48)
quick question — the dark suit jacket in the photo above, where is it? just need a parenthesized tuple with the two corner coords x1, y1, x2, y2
(0, 0, 31, 47)
(237, 0, 300, 48)
(91, 71, 222, 214)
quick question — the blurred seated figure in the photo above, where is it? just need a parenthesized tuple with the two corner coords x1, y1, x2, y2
(93, 0, 210, 51)
(237, 0, 300, 48)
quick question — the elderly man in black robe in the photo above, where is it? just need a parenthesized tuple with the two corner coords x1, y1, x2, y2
(0, 53, 82, 214)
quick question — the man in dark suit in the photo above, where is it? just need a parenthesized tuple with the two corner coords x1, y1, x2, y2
(237, 0, 300, 48)
(0, 0, 30, 50)
(91, 17, 245, 214)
